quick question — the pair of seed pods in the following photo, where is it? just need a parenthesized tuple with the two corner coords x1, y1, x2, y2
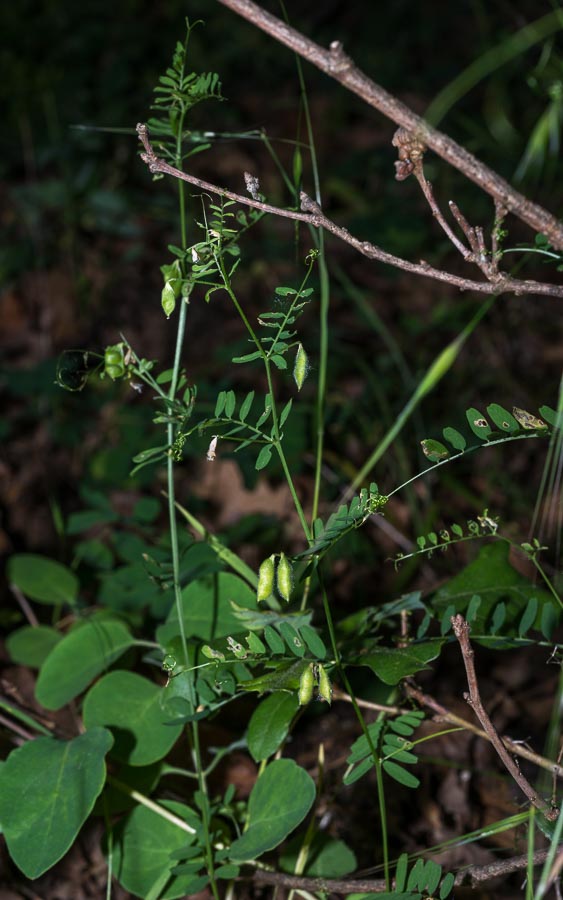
(257, 553, 293, 603)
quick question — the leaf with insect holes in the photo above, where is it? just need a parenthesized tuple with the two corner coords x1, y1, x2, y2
(465, 407, 492, 440)
(513, 407, 548, 430)
(420, 439, 450, 461)
(486, 403, 519, 433)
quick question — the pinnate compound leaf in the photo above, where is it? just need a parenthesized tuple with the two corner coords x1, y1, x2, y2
(35, 619, 135, 710)
(7, 554, 79, 606)
(433, 540, 554, 635)
(112, 800, 202, 899)
(229, 759, 315, 861)
(247, 692, 299, 762)
(0, 728, 113, 878)
(83, 671, 183, 765)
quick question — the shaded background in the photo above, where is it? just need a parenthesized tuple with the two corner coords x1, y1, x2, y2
(1, 1, 562, 896)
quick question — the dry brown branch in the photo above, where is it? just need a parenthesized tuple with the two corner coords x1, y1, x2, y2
(216, 0, 563, 251)
(245, 847, 559, 893)
(404, 682, 563, 781)
(452, 614, 559, 820)
(136, 124, 563, 299)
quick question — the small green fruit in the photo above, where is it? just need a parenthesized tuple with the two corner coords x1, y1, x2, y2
(293, 343, 309, 391)
(276, 553, 293, 603)
(298, 664, 315, 706)
(257, 555, 275, 602)
(317, 665, 332, 704)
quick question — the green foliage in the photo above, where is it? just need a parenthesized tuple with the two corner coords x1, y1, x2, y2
(344, 711, 425, 787)
(3, 11, 562, 899)
(0, 729, 113, 878)
(228, 759, 316, 861)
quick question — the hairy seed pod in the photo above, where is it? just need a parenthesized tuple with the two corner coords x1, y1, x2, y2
(317, 665, 332, 704)
(293, 343, 309, 391)
(276, 553, 293, 602)
(298, 664, 315, 706)
(257, 554, 276, 602)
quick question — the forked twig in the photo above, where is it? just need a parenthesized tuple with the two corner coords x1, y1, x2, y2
(216, 0, 563, 251)
(136, 124, 563, 299)
(452, 614, 559, 821)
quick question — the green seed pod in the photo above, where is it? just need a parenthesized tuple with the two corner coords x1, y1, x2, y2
(161, 281, 176, 319)
(257, 554, 275, 602)
(104, 343, 126, 380)
(276, 553, 293, 603)
(317, 664, 332, 705)
(293, 343, 309, 391)
(298, 664, 315, 706)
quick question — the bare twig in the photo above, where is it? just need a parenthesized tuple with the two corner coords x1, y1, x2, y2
(404, 682, 563, 781)
(245, 847, 560, 893)
(216, 0, 563, 251)
(10, 584, 39, 627)
(452, 614, 559, 820)
(136, 124, 563, 298)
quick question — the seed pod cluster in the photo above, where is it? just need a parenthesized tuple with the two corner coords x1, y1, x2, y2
(298, 663, 332, 706)
(104, 343, 126, 380)
(256, 553, 294, 604)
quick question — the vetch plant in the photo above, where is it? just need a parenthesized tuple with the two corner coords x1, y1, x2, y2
(2, 8, 563, 899)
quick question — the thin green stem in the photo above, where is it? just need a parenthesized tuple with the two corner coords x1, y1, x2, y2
(164, 87, 219, 898)
(317, 566, 391, 887)
(218, 257, 312, 542)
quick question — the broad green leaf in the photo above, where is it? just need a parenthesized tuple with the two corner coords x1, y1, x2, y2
(7, 554, 79, 606)
(232, 350, 262, 364)
(442, 426, 466, 451)
(433, 540, 554, 635)
(486, 403, 519, 433)
(35, 619, 135, 710)
(229, 759, 315, 861)
(357, 641, 443, 685)
(247, 692, 299, 761)
(158, 572, 257, 644)
(0, 728, 113, 878)
(270, 354, 288, 370)
(255, 444, 273, 470)
(420, 438, 450, 461)
(83, 671, 183, 765)
(465, 407, 492, 440)
(280, 834, 357, 877)
(112, 800, 202, 899)
(6, 625, 62, 668)
(440, 871, 456, 897)
(383, 759, 420, 788)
